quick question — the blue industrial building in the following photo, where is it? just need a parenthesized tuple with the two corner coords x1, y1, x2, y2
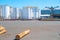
(41, 8, 60, 19)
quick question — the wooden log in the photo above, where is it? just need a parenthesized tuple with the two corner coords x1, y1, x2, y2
(0, 26, 5, 31)
(0, 25, 7, 35)
(16, 29, 30, 39)
(0, 29, 7, 35)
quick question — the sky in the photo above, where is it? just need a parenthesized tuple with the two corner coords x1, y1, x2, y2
(0, 0, 60, 9)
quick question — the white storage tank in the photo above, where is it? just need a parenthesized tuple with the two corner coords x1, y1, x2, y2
(0, 5, 11, 19)
(21, 6, 40, 20)
(22, 7, 34, 19)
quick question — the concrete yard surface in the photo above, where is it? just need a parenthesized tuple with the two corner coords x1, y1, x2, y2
(0, 21, 60, 40)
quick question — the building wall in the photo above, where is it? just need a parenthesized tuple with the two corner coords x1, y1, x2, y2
(41, 9, 51, 19)
(41, 8, 60, 19)
(41, 8, 60, 15)
(54, 9, 60, 14)
(41, 10, 51, 14)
